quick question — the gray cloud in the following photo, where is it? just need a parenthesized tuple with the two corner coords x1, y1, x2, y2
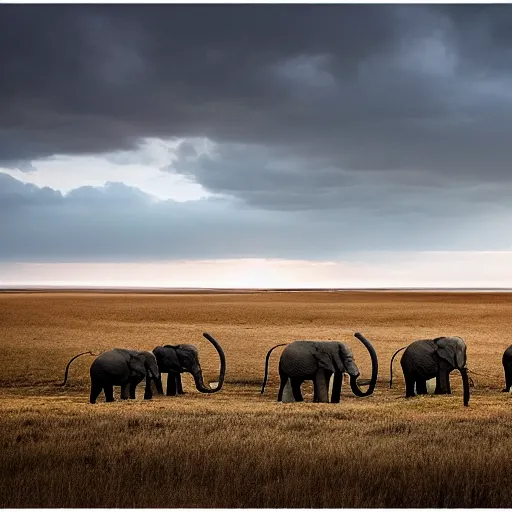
(1, 4, 512, 258)
(2, 6, 512, 182)
(168, 140, 512, 214)
(1, 173, 511, 263)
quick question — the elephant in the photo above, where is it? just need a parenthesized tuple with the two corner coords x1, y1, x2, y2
(260, 332, 378, 403)
(88, 349, 163, 404)
(152, 332, 226, 395)
(389, 336, 470, 406)
(502, 345, 512, 392)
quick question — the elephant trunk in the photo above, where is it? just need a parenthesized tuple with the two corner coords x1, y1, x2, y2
(192, 367, 214, 393)
(192, 332, 226, 393)
(349, 332, 379, 397)
(460, 367, 470, 407)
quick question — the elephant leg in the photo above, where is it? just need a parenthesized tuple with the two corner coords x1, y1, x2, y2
(312, 372, 329, 402)
(277, 371, 288, 402)
(129, 381, 137, 399)
(143, 375, 153, 400)
(330, 372, 343, 404)
(176, 374, 185, 394)
(313, 370, 329, 403)
(166, 372, 178, 396)
(120, 383, 130, 400)
(104, 384, 114, 403)
(90, 381, 102, 404)
(503, 364, 512, 392)
(281, 380, 295, 403)
(435, 370, 451, 394)
(416, 378, 428, 395)
(404, 373, 416, 398)
(445, 375, 452, 394)
(291, 378, 304, 402)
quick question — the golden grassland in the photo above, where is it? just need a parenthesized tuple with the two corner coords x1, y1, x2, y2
(1, 290, 512, 507)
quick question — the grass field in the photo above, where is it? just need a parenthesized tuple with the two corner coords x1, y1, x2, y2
(1, 290, 512, 507)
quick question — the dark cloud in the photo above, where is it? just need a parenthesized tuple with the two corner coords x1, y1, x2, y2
(1, 3, 512, 240)
(1, 173, 510, 263)
(168, 140, 512, 213)
(2, 6, 512, 172)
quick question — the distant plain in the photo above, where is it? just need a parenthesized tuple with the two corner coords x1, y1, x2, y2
(1, 290, 511, 507)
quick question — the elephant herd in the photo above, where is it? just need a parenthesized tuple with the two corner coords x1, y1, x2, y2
(61, 333, 226, 404)
(61, 331, 512, 408)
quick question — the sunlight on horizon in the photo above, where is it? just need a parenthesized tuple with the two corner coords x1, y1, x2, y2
(2, 252, 512, 289)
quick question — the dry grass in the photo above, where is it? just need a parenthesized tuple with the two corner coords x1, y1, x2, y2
(1, 290, 512, 507)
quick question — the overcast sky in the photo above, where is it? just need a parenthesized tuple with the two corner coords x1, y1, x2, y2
(1, 4, 512, 288)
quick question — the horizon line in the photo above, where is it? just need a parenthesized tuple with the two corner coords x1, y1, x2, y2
(2, 285, 512, 293)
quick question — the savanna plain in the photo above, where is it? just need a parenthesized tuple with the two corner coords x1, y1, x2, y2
(1, 290, 512, 508)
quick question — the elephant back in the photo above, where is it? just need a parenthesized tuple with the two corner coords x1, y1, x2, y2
(280, 341, 320, 377)
(90, 349, 133, 385)
(402, 340, 438, 378)
(153, 346, 181, 373)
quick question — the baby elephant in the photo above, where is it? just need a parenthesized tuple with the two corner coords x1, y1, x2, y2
(90, 349, 163, 404)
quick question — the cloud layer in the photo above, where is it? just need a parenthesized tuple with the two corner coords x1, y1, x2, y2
(1, 5, 512, 273)
(3, 7, 512, 185)
(1, 172, 511, 263)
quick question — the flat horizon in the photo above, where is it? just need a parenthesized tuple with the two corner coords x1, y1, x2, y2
(2, 285, 512, 293)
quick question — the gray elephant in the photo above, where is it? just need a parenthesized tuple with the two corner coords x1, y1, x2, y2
(88, 349, 163, 403)
(502, 344, 512, 392)
(261, 332, 378, 403)
(152, 332, 226, 395)
(389, 336, 470, 406)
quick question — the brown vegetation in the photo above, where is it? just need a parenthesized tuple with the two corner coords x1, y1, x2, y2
(1, 290, 512, 507)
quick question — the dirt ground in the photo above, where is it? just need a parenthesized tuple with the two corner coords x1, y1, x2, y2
(1, 290, 511, 507)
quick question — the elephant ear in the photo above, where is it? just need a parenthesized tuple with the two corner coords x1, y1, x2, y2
(313, 346, 336, 373)
(128, 353, 146, 379)
(336, 343, 354, 372)
(434, 337, 456, 367)
(323, 344, 348, 373)
(162, 347, 182, 372)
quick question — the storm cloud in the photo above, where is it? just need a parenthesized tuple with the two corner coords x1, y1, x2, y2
(3, 6, 512, 170)
(1, 172, 510, 263)
(1, 4, 512, 268)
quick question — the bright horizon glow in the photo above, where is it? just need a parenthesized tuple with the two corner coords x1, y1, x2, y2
(2, 252, 512, 289)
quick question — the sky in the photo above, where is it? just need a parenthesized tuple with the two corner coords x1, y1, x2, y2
(1, 4, 512, 288)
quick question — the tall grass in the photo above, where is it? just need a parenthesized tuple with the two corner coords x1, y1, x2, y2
(1, 291, 512, 507)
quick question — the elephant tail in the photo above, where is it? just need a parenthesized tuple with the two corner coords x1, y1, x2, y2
(389, 346, 407, 388)
(261, 343, 289, 394)
(57, 351, 96, 386)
